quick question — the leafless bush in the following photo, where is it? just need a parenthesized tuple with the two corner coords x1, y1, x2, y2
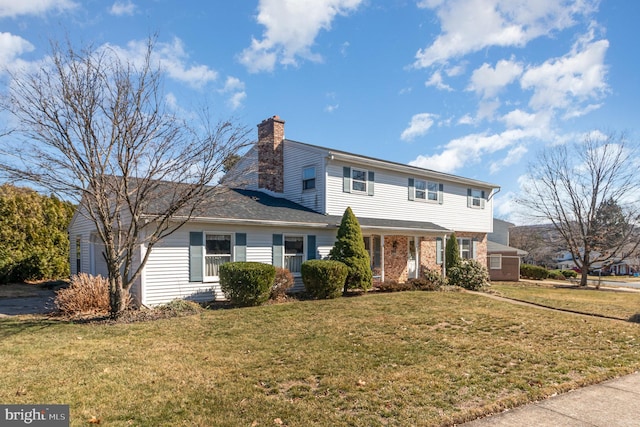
(55, 273, 130, 315)
(270, 267, 294, 300)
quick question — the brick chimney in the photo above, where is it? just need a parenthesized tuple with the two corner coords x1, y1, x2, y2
(257, 115, 285, 193)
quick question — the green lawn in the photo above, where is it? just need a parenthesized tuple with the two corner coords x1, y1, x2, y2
(491, 282, 640, 320)
(2, 291, 640, 426)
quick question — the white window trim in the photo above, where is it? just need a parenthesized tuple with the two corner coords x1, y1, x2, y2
(458, 238, 472, 260)
(284, 235, 306, 276)
(203, 232, 234, 282)
(413, 179, 439, 203)
(468, 189, 485, 209)
(351, 167, 368, 194)
(489, 254, 502, 269)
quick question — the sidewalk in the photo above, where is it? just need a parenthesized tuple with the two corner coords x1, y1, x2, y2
(460, 372, 640, 426)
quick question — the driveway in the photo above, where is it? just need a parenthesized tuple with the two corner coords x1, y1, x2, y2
(0, 287, 58, 316)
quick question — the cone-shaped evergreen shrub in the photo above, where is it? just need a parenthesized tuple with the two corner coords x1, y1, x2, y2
(329, 207, 372, 292)
(445, 233, 460, 276)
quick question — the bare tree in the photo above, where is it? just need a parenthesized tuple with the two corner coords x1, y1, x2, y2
(518, 132, 640, 286)
(0, 39, 251, 315)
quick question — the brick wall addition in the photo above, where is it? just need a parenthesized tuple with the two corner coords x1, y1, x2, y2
(384, 235, 409, 283)
(419, 237, 440, 275)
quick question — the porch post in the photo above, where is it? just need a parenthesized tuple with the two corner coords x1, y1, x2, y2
(381, 233, 385, 282)
(442, 234, 447, 277)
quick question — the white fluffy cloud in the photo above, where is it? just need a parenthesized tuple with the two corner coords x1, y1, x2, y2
(409, 127, 543, 173)
(104, 38, 218, 88)
(468, 59, 523, 98)
(425, 71, 452, 91)
(521, 30, 609, 112)
(239, 0, 363, 73)
(0, 32, 34, 68)
(0, 0, 76, 17)
(109, 1, 136, 16)
(219, 76, 247, 110)
(408, 1, 609, 180)
(414, 0, 596, 68)
(401, 113, 437, 141)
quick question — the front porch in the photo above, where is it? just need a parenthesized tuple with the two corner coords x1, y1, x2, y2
(362, 232, 488, 284)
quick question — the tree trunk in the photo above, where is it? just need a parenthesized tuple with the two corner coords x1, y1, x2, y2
(580, 265, 589, 287)
(108, 275, 126, 317)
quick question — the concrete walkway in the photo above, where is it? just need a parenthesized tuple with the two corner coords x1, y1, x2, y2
(460, 371, 640, 426)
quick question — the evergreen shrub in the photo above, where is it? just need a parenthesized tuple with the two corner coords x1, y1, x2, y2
(301, 260, 348, 299)
(219, 262, 276, 307)
(447, 259, 490, 290)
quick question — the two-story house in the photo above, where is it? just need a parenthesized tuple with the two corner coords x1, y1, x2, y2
(69, 115, 500, 306)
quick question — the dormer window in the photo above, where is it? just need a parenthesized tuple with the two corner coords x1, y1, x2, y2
(302, 166, 316, 190)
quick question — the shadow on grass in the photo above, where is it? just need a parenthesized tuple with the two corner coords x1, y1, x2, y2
(0, 316, 63, 340)
(628, 313, 640, 323)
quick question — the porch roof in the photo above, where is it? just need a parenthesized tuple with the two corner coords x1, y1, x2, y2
(487, 240, 528, 256)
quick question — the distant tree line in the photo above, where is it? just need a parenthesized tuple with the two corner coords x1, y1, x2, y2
(0, 184, 75, 283)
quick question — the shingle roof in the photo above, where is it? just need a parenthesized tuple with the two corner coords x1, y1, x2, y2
(487, 240, 528, 256)
(186, 188, 449, 233)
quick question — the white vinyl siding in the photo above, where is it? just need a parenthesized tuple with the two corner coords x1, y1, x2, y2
(68, 206, 99, 276)
(282, 141, 326, 213)
(325, 161, 493, 233)
(141, 223, 336, 306)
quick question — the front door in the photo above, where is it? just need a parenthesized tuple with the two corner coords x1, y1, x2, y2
(407, 237, 417, 279)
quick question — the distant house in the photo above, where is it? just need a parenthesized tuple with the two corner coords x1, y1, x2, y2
(69, 116, 500, 306)
(487, 219, 527, 281)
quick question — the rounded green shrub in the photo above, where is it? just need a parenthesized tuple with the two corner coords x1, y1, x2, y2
(447, 259, 490, 290)
(418, 267, 448, 290)
(547, 270, 566, 280)
(520, 264, 549, 280)
(219, 262, 276, 307)
(561, 269, 578, 278)
(301, 260, 348, 299)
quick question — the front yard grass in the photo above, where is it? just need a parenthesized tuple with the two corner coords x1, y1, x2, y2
(2, 291, 640, 426)
(491, 281, 640, 320)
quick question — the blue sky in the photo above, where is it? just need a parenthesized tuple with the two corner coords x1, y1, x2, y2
(1, 0, 638, 224)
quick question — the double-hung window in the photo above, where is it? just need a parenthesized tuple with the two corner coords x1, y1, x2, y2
(489, 254, 502, 269)
(205, 234, 231, 278)
(468, 189, 485, 209)
(284, 236, 304, 274)
(458, 238, 472, 260)
(409, 178, 442, 203)
(302, 167, 316, 190)
(415, 179, 427, 200)
(426, 181, 439, 201)
(351, 168, 367, 193)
